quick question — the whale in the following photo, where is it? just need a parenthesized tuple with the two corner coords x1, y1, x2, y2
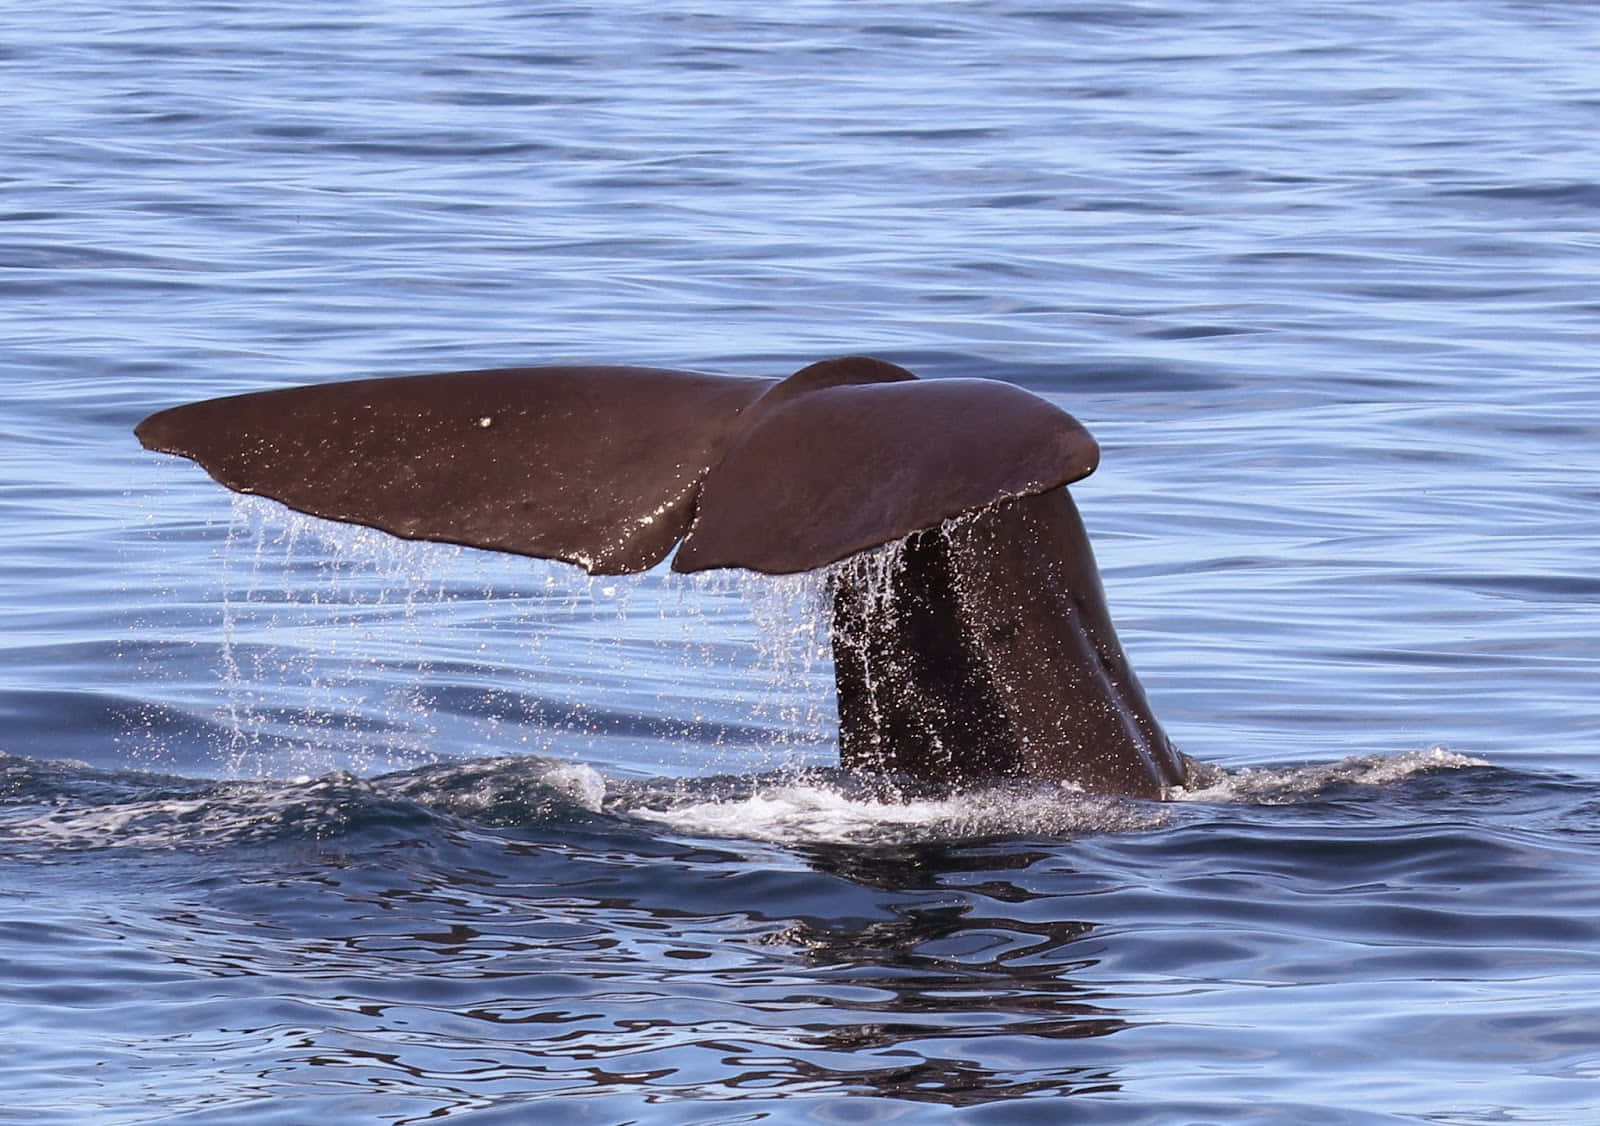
(136, 355, 1189, 797)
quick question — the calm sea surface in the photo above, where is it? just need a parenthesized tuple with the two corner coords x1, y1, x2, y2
(3, 1, 1598, 1121)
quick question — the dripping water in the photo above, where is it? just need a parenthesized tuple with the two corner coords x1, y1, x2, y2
(133, 496, 847, 780)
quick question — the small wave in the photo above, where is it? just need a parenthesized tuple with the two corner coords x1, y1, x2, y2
(2, 746, 1501, 857)
(378, 755, 608, 823)
(0, 752, 607, 855)
(1171, 746, 1491, 805)
(0, 771, 430, 855)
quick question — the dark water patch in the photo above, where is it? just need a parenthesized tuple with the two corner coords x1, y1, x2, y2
(1140, 323, 1257, 340)
(842, 126, 1008, 143)
(1013, 5, 1187, 29)
(0, 687, 209, 758)
(1445, 180, 1600, 210)
(1398, 570, 1600, 602)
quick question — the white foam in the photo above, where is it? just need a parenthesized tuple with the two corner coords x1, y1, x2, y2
(629, 778, 1163, 845)
(541, 763, 608, 813)
(1171, 745, 1490, 805)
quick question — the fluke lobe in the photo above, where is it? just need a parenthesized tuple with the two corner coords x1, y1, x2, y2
(137, 356, 1189, 797)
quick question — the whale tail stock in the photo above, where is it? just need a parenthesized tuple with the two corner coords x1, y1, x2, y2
(830, 488, 1184, 796)
(137, 356, 1186, 796)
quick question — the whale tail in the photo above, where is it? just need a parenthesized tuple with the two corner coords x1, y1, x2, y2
(138, 357, 1184, 795)
(135, 356, 1097, 575)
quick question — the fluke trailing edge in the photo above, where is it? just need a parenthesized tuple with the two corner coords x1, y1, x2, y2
(137, 356, 1189, 797)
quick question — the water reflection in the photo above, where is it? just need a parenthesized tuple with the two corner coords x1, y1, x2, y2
(106, 816, 1134, 1108)
(796, 837, 1049, 889)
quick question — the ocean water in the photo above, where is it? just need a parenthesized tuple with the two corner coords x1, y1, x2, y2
(3, 1, 1598, 1121)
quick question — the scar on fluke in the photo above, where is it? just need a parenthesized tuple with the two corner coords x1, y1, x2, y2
(137, 356, 1190, 797)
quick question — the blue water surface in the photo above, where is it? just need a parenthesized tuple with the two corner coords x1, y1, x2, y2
(3, 1, 1598, 1121)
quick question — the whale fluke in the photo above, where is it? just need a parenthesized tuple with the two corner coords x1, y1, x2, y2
(136, 357, 1097, 576)
(137, 356, 1186, 797)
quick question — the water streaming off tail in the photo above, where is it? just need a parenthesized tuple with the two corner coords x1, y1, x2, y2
(127, 495, 840, 779)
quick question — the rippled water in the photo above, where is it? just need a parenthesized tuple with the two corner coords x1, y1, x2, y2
(3, 1, 1598, 1121)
